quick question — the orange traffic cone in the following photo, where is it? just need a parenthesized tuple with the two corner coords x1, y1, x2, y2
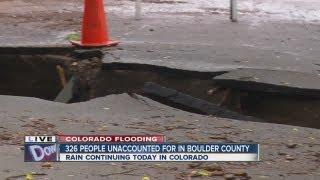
(71, 0, 119, 47)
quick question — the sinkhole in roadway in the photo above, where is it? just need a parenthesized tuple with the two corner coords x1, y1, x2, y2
(0, 48, 319, 129)
(0, 48, 74, 101)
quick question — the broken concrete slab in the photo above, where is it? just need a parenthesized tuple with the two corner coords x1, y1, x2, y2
(0, 46, 74, 55)
(213, 69, 320, 98)
(143, 82, 262, 122)
(101, 39, 320, 75)
(54, 76, 76, 103)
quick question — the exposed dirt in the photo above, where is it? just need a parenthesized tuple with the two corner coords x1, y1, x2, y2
(0, 56, 73, 100)
(1, 49, 320, 128)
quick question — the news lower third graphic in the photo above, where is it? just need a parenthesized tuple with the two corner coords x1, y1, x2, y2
(24, 136, 57, 162)
(24, 135, 260, 162)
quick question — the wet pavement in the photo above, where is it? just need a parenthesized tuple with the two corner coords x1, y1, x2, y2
(0, 0, 320, 75)
(0, 95, 319, 179)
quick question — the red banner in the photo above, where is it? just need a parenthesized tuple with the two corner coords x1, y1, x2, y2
(58, 135, 165, 143)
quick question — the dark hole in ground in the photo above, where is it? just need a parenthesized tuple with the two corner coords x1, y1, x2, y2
(74, 64, 320, 129)
(0, 52, 73, 101)
(0, 49, 319, 129)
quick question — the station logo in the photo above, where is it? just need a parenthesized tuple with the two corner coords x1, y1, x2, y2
(25, 144, 57, 162)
